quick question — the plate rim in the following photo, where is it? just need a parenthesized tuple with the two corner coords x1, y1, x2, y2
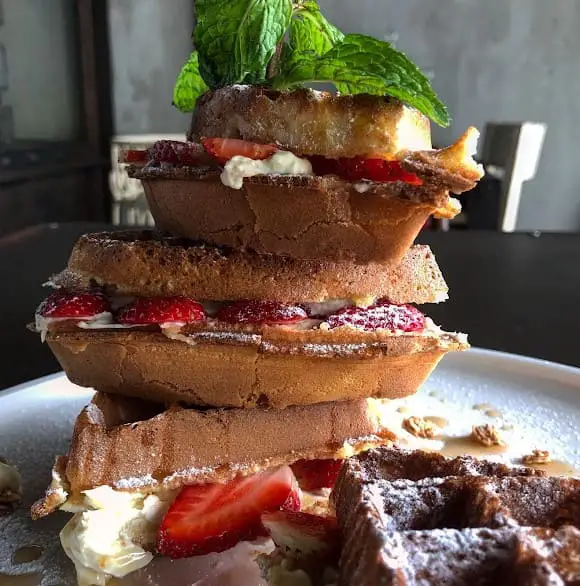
(1, 347, 579, 403)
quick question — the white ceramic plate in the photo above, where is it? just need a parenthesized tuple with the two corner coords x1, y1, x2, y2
(1, 348, 580, 585)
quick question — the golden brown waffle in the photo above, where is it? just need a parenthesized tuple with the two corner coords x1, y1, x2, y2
(332, 449, 580, 585)
(132, 168, 464, 265)
(188, 86, 433, 160)
(52, 231, 449, 305)
(31, 393, 397, 519)
(45, 327, 464, 408)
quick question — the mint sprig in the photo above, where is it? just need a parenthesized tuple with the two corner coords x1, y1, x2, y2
(280, 1, 344, 72)
(173, 0, 450, 126)
(173, 52, 209, 113)
(273, 34, 449, 127)
(194, 0, 293, 87)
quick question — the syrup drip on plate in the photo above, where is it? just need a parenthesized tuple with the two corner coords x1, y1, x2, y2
(0, 573, 41, 586)
(423, 415, 448, 428)
(524, 459, 577, 477)
(11, 547, 42, 565)
(439, 435, 508, 459)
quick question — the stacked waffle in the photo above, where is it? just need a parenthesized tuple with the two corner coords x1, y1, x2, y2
(31, 87, 481, 585)
(260, 448, 580, 585)
(333, 448, 580, 585)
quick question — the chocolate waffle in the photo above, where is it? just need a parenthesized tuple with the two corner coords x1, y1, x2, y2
(332, 448, 580, 585)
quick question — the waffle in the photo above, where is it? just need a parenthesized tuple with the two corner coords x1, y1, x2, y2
(188, 85, 432, 160)
(332, 448, 580, 585)
(133, 165, 466, 265)
(31, 393, 397, 519)
(52, 231, 450, 305)
(130, 86, 482, 264)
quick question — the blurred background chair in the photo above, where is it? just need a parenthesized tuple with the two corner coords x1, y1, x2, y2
(0, 0, 112, 239)
(446, 121, 547, 232)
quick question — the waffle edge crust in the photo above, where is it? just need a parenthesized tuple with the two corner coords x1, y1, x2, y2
(53, 231, 449, 305)
(45, 329, 465, 408)
(31, 393, 397, 519)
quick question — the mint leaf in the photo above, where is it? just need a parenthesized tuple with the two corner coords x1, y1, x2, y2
(272, 33, 450, 127)
(172, 51, 209, 113)
(281, 1, 344, 71)
(194, 0, 293, 87)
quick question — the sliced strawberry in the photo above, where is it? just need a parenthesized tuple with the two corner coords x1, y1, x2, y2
(117, 296, 205, 325)
(201, 137, 278, 164)
(261, 511, 340, 560)
(310, 156, 422, 185)
(148, 140, 207, 166)
(157, 466, 301, 558)
(216, 300, 308, 325)
(291, 459, 343, 491)
(325, 300, 426, 332)
(118, 149, 148, 165)
(38, 291, 110, 319)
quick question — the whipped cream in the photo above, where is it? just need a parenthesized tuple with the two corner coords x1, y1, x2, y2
(60, 486, 176, 586)
(35, 312, 115, 341)
(221, 151, 313, 189)
(0, 458, 22, 505)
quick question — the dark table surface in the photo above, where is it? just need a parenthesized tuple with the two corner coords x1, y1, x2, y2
(0, 223, 578, 391)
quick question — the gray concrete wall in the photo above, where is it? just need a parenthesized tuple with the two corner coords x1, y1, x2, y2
(107, 0, 193, 135)
(319, 0, 580, 231)
(1, 0, 80, 140)
(108, 0, 580, 230)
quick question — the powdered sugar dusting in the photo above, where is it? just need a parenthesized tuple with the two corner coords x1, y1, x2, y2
(85, 403, 105, 425)
(113, 474, 157, 490)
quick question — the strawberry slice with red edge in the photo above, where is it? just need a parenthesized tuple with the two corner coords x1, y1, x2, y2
(216, 300, 308, 325)
(118, 149, 148, 165)
(309, 156, 422, 185)
(38, 291, 110, 319)
(325, 300, 426, 332)
(262, 510, 340, 560)
(157, 466, 301, 558)
(291, 459, 343, 491)
(201, 137, 279, 164)
(117, 296, 205, 325)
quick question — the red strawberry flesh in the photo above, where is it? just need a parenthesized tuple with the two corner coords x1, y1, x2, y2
(119, 149, 148, 164)
(216, 300, 308, 325)
(325, 300, 426, 332)
(309, 156, 422, 184)
(117, 296, 205, 325)
(38, 291, 110, 319)
(291, 459, 343, 491)
(157, 466, 301, 558)
(201, 137, 279, 164)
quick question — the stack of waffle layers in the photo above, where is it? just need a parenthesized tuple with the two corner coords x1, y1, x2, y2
(31, 86, 482, 584)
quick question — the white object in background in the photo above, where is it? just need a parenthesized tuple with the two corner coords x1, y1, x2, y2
(482, 122, 547, 232)
(109, 133, 185, 227)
